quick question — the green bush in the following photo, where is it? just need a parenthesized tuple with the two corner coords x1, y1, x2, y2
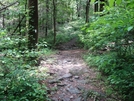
(0, 51, 49, 101)
(84, 52, 117, 75)
(0, 32, 51, 101)
(81, 1, 134, 100)
(84, 52, 134, 100)
(0, 36, 28, 51)
(0, 69, 48, 101)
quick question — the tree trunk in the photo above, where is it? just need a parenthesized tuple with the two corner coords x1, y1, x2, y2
(85, 0, 90, 23)
(2, 13, 5, 28)
(94, 0, 105, 12)
(53, 0, 56, 44)
(28, 0, 38, 49)
(76, 0, 81, 17)
(45, 0, 49, 37)
(94, 0, 98, 12)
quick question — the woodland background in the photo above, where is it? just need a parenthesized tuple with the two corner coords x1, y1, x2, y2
(0, 0, 134, 101)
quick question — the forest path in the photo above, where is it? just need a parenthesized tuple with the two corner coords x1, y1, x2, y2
(39, 49, 112, 101)
(39, 39, 111, 101)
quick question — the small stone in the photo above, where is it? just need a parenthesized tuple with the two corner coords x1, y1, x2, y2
(70, 95, 74, 99)
(77, 85, 85, 90)
(57, 83, 66, 87)
(77, 80, 87, 84)
(62, 73, 72, 79)
(74, 76, 79, 79)
(66, 86, 80, 94)
(66, 84, 71, 88)
(69, 79, 73, 82)
(67, 60, 71, 62)
(51, 97, 58, 101)
(59, 94, 64, 99)
(62, 97, 70, 101)
(74, 97, 82, 101)
(57, 77, 64, 80)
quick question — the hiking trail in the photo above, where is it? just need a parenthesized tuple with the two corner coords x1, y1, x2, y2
(39, 39, 114, 101)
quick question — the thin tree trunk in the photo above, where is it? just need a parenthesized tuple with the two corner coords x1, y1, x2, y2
(28, 0, 38, 49)
(94, 0, 105, 12)
(45, 0, 49, 37)
(24, 0, 27, 36)
(76, 0, 80, 17)
(85, 0, 90, 23)
(2, 13, 5, 28)
(19, 13, 21, 35)
(94, 0, 98, 12)
(53, 0, 56, 44)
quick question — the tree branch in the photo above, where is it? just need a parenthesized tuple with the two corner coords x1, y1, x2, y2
(0, 2, 5, 6)
(0, 1, 18, 12)
(11, 15, 25, 35)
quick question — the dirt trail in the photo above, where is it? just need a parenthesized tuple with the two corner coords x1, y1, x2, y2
(39, 48, 113, 101)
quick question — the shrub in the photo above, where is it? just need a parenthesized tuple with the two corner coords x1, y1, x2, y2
(0, 52, 49, 101)
(81, 1, 134, 100)
(0, 33, 51, 101)
(84, 52, 134, 100)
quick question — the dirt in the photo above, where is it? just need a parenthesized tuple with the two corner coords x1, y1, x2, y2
(39, 39, 115, 101)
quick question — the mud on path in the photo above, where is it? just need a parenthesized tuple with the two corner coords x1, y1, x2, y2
(39, 48, 115, 101)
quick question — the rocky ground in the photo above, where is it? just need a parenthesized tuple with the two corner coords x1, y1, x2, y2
(39, 39, 115, 101)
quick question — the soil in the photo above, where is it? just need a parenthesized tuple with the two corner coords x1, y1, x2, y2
(39, 39, 115, 101)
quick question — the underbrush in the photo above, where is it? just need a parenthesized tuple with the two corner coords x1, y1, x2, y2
(44, 32, 76, 47)
(0, 34, 52, 100)
(84, 52, 134, 101)
(80, 1, 134, 100)
(44, 19, 84, 48)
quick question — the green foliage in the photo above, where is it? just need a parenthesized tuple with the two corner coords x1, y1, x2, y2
(85, 52, 134, 100)
(0, 31, 51, 100)
(0, 30, 7, 38)
(0, 0, 54, 93)
(44, 32, 73, 47)
(0, 36, 28, 51)
(45, 19, 84, 47)
(0, 52, 49, 101)
(81, 1, 134, 100)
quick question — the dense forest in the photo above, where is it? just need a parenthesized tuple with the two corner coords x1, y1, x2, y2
(0, 0, 134, 101)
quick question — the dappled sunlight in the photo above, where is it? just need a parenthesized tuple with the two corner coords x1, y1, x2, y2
(37, 66, 49, 77)
(63, 26, 73, 30)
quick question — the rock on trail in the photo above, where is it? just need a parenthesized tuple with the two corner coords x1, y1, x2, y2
(39, 49, 108, 101)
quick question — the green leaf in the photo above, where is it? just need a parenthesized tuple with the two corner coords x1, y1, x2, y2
(116, 0, 122, 5)
(91, 0, 95, 4)
(108, 0, 115, 7)
(127, 26, 133, 31)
